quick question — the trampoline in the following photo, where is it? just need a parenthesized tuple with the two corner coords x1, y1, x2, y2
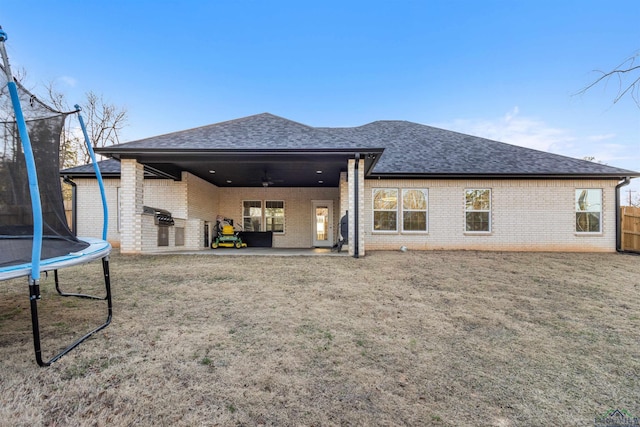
(0, 28, 112, 366)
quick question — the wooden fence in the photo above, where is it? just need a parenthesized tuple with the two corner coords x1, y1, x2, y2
(621, 206, 640, 253)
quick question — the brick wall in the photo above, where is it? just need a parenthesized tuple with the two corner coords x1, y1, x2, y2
(185, 172, 219, 220)
(73, 178, 120, 246)
(364, 178, 618, 252)
(216, 187, 340, 248)
(89, 173, 218, 250)
(339, 172, 348, 218)
(141, 216, 187, 252)
(144, 179, 187, 218)
(184, 173, 219, 248)
(72, 169, 621, 253)
(118, 159, 144, 253)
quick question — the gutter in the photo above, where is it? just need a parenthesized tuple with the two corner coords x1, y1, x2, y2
(97, 148, 385, 157)
(371, 172, 640, 180)
(62, 176, 77, 236)
(615, 177, 638, 254)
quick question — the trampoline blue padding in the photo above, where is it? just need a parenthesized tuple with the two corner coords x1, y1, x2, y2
(0, 237, 111, 281)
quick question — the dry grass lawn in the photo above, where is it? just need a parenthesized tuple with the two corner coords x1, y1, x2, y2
(0, 250, 639, 426)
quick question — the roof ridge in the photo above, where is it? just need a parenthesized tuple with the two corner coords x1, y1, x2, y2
(120, 112, 320, 146)
(258, 112, 317, 130)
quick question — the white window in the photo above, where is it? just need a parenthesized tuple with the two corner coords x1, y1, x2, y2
(373, 188, 398, 231)
(465, 189, 491, 232)
(242, 200, 262, 231)
(575, 189, 602, 233)
(402, 189, 428, 232)
(265, 201, 285, 233)
(243, 200, 285, 233)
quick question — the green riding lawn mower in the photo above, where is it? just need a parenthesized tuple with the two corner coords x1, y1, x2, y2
(211, 217, 247, 249)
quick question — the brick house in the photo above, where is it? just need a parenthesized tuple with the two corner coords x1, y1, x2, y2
(61, 113, 639, 256)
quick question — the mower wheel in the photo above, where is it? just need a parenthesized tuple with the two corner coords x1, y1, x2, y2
(211, 241, 219, 249)
(235, 241, 243, 249)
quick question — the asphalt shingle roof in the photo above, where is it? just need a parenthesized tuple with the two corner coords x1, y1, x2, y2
(98, 113, 638, 177)
(322, 120, 638, 176)
(61, 158, 121, 175)
(110, 113, 372, 151)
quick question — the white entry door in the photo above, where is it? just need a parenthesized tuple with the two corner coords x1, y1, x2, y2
(312, 200, 333, 247)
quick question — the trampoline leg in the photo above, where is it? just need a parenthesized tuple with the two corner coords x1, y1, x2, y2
(29, 256, 113, 367)
(28, 278, 46, 366)
(54, 267, 109, 301)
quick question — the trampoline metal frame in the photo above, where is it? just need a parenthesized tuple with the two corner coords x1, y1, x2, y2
(31, 255, 113, 366)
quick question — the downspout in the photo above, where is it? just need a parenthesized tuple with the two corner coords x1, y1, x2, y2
(616, 177, 634, 254)
(354, 153, 360, 258)
(62, 176, 77, 236)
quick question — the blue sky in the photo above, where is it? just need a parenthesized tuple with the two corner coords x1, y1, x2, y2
(3, 1, 640, 201)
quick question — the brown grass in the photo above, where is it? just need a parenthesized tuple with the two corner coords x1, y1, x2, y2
(1, 250, 639, 426)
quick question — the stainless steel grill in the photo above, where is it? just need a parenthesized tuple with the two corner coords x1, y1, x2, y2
(143, 206, 175, 226)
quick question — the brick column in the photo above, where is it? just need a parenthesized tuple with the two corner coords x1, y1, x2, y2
(120, 159, 144, 253)
(339, 171, 349, 217)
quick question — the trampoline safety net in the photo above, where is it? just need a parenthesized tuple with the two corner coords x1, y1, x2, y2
(0, 64, 89, 268)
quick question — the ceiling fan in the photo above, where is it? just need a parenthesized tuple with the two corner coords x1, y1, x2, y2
(260, 170, 283, 187)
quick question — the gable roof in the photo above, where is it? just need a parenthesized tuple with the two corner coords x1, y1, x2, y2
(93, 113, 638, 183)
(94, 113, 383, 187)
(106, 113, 374, 151)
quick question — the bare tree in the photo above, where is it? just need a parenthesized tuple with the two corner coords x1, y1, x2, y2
(582, 156, 606, 165)
(45, 83, 84, 169)
(78, 91, 127, 164)
(45, 84, 127, 167)
(577, 51, 640, 107)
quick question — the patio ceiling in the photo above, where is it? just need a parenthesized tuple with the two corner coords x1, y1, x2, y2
(110, 150, 381, 188)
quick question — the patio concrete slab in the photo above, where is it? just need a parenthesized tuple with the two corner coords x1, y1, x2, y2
(148, 247, 350, 256)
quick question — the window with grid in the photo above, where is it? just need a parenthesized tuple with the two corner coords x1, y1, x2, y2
(243, 200, 262, 231)
(373, 188, 398, 231)
(402, 189, 428, 232)
(265, 201, 285, 233)
(575, 189, 602, 233)
(465, 189, 491, 232)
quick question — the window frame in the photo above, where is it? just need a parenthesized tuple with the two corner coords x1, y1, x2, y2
(575, 189, 602, 234)
(242, 199, 286, 233)
(265, 200, 285, 234)
(242, 200, 263, 232)
(401, 188, 429, 233)
(464, 188, 492, 233)
(372, 188, 398, 232)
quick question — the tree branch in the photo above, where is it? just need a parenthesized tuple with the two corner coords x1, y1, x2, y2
(576, 52, 640, 107)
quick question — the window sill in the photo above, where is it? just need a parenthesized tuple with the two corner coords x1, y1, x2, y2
(463, 232, 492, 236)
(575, 232, 603, 237)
